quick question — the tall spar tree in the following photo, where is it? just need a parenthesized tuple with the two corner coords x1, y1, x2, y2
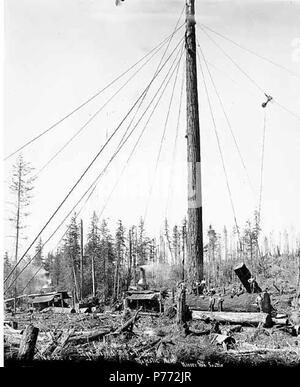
(186, 0, 203, 284)
(8, 155, 35, 308)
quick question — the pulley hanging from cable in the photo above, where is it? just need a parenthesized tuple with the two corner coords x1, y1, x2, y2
(262, 94, 273, 108)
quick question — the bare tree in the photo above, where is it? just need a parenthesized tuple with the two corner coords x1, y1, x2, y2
(8, 155, 36, 308)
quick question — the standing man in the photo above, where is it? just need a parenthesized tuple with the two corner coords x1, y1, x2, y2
(248, 276, 256, 293)
(217, 293, 224, 312)
(209, 292, 215, 312)
(255, 293, 263, 312)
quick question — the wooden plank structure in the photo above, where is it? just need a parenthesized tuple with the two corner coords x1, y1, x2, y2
(234, 263, 262, 293)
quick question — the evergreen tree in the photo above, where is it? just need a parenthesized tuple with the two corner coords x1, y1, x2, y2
(84, 212, 101, 298)
(164, 218, 174, 263)
(62, 214, 81, 298)
(99, 219, 114, 301)
(172, 225, 181, 265)
(137, 217, 148, 265)
(112, 220, 126, 301)
(8, 155, 36, 302)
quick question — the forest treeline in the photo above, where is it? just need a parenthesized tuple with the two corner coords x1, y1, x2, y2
(4, 209, 299, 301)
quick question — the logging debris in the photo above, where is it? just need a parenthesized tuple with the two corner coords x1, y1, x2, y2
(4, 288, 300, 366)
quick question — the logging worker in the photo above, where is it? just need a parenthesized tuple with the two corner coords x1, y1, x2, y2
(255, 293, 263, 312)
(209, 292, 215, 311)
(248, 276, 256, 293)
(237, 284, 244, 296)
(230, 287, 236, 298)
(199, 278, 207, 294)
(217, 293, 224, 312)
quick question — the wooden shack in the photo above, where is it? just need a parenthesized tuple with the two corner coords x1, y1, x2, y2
(125, 290, 161, 312)
(28, 291, 71, 311)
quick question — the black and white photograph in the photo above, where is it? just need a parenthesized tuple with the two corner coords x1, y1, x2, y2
(1, 0, 300, 375)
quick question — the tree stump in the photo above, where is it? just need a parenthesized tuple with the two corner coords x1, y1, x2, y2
(234, 263, 262, 293)
(261, 290, 272, 314)
(18, 324, 39, 361)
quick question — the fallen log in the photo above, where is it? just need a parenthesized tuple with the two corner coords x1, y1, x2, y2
(48, 307, 76, 314)
(139, 312, 160, 317)
(18, 324, 39, 361)
(52, 328, 75, 357)
(187, 293, 260, 313)
(113, 307, 142, 334)
(272, 318, 288, 325)
(192, 310, 272, 328)
(41, 332, 62, 357)
(68, 328, 111, 345)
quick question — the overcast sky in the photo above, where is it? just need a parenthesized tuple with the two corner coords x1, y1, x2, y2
(3, 0, 300, 258)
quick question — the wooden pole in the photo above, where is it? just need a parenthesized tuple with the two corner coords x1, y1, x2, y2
(186, 0, 203, 284)
(80, 219, 84, 300)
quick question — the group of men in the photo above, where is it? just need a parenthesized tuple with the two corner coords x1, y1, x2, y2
(191, 278, 224, 312)
(192, 275, 272, 314)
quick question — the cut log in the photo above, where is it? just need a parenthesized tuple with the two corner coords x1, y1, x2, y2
(41, 332, 62, 357)
(139, 312, 160, 317)
(187, 293, 263, 313)
(192, 310, 272, 327)
(114, 307, 142, 334)
(18, 324, 39, 361)
(272, 318, 288, 325)
(234, 263, 262, 293)
(52, 307, 76, 314)
(41, 306, 76, 314)
(69, 329, 111, 345)
(52, 329, 74, 357)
